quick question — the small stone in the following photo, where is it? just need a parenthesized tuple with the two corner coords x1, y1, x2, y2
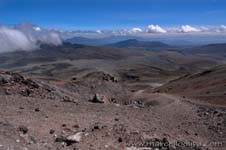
(18, 125, 28, 134)
(5, 89, 11, 95)
(82, 128, 86, 132)
(73, 125, 79, 128)
(20, 89, 33, 96)
(162, 137, 169, 144)
(185, 130, 189, 135)
(93, 125, 100, 130)
(118, 137, 123, 143)
(213, 111, 218, 115)
(35, 108, 40, 112)
(90, 94, 105, 103)
(49, 129, 55, 134)
(66, 132, 84, 143)
(115, 118, 119, 121)
(71, 77, 77, 81)
(55, 136, 67, 142)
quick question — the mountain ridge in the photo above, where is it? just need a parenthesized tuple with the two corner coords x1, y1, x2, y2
(105, 39, 171, 50)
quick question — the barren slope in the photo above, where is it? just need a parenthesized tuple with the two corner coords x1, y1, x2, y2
(0, 71, 225, 150)
(0, 43, 225, 150)
(154, 65, 226, 106)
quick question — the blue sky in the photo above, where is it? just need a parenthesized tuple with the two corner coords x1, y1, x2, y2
(0, 0, 226, 30)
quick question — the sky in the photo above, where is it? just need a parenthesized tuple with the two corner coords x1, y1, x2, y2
(0, 0, 226, 30)
(1, 0, 226, 53)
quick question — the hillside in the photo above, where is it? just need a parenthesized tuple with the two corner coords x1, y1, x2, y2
(182, 43, 226, 59)
(0, 43, 141, 68)
(154, 65, 226, 106)
(0, 43, 220, 87)
(0, 69, 226, 150)
(0, 43, 226, 149)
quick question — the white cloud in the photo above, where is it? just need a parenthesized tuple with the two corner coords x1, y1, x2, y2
(131, 27, 142, 33)
(179, 25, 200, 33)
(59, 25, 226, 40)
(0, 26, 35, 53)
(0, 23, 63, 53)
(147, 25, 167, 33)
(15, 23, 62, 45)
(45, 32, 62, 45)
(33, 27, 42, 31)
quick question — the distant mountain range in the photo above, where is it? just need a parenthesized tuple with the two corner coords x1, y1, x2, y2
(65, 37, 172, 50)
(65, 36, 140, 46)
(65, 37, 107, 46)
(65, 36, 226, 54)
(65, 34, 226, 46)
(105, 39, 171, 50)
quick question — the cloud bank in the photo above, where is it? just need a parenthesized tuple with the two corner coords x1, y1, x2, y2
(85, 25, 226, 36)
(63, 25, 226, 39)
(0, 23, 62, 53)
(1, 22, 226, 52)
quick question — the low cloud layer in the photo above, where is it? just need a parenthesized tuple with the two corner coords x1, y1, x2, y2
(0, 23, 62, 53)
(1, 22, 226, 52)
(85, 25, 226, 36)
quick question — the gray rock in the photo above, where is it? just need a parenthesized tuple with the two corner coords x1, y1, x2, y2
(90, 94, 105, 103)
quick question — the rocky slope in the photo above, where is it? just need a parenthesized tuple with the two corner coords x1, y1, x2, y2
(0, 70, 225, 150)
(0, 43, 226, 150)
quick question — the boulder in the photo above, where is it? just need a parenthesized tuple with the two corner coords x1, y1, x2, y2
(55, 132, 84, 146)
(90, 94, 105, 103)
(18, 125, 28, 134)
(66, 132, 84, 142)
